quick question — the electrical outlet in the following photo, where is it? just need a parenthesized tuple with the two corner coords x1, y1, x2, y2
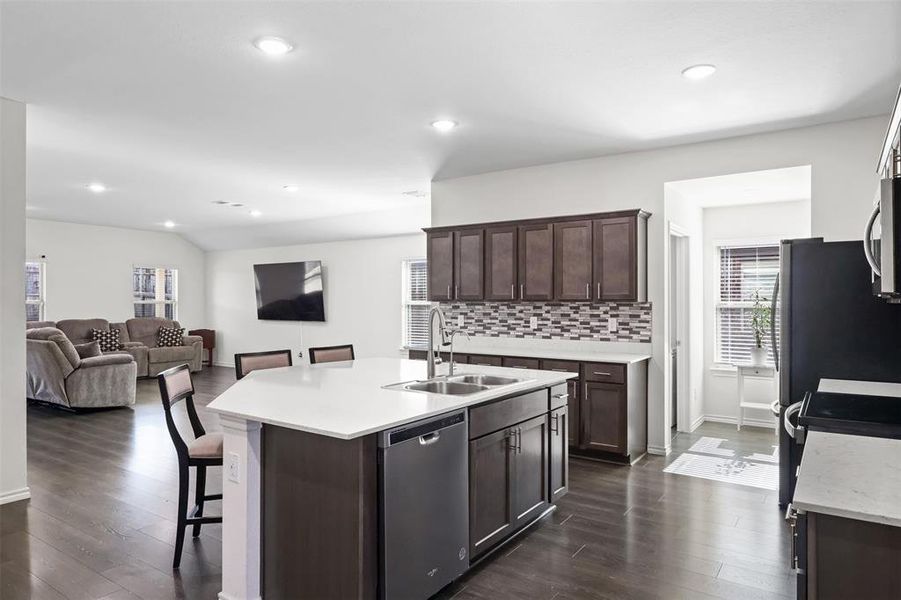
(227, 452, 241, 483)
(529, 316, 538, 330)
(457, 315, 464, 328)
(608, 318, 618, 333)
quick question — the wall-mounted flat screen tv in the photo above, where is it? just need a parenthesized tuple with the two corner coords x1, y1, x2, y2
(253, 261, 325, 322)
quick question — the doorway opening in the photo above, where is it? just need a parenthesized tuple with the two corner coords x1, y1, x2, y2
(669, 225, 690, 439)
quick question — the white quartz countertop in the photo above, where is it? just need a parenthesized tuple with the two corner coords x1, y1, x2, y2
(818, 379, 901, 398)
(206, 357, 576, 440)
(413, 346, 651, 365)
(793, 431, 901, 527)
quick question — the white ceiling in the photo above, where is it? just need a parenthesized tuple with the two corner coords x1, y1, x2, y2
(2, 1, 899, 250)
(667, 165, 812, 208)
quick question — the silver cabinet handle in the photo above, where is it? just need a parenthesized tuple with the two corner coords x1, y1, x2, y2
(507, 429, 516, 451)
(553, 393, 570, 400)
(446, 285, 451, 299)
(511, 284, 515, 299)
(520, 284, 524, 298)
(585, 283, 590, 299)
(597, 282, 601, 299)
(593, 371, 612, 376)
(454, 284, 458, 299)
(517, 427, 523, 454)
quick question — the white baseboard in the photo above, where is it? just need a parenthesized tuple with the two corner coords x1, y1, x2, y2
(704, 414, 777, 429)
(689, 415, 705, 432)
(647, 444, 671, 456)
(0, 487, 31, 505)
(213, 361, 236, 369)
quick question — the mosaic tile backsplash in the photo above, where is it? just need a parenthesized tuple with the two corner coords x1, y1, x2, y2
(439, 302, 652, 343)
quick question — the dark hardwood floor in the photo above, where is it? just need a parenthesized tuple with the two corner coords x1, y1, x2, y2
(1, 367, 791, 600)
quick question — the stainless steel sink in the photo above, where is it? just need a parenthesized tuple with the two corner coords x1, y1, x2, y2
(402, 380, 489, 395)
(447, 374, 522, 386)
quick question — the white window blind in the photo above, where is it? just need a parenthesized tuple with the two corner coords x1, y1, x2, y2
(25, 261, 45, 322)
(716, 244, 780, 365)
(133, 267, 178, 319)
(402, 258, 430, 348)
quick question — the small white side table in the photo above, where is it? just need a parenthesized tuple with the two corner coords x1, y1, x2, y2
(733, 364, 778, 431)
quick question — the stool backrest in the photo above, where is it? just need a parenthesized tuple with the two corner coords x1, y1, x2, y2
(234, 349, 293, 380)
(157, 364, 205, 459)
(308, 344, 355, 364)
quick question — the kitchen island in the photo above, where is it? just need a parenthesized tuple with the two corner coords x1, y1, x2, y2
(207, 357, 577, 600)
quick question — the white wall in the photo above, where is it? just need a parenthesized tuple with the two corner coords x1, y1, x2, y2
(1, 98, 29, 504)
(703, 200, 811, 425)
(664, 187, 706, 434)
(206, 234, 426, 367)
(26, 219, 207, 327)
(431, 116, 885, 454)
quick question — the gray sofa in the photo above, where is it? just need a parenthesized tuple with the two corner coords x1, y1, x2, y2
(29, 318, 203, 377)
(26, 327, 136, 408)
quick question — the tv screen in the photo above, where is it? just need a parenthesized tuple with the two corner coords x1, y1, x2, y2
(253, 261, 325, 322)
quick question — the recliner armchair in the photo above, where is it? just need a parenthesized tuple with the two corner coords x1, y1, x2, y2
(26, 327, 136, 409)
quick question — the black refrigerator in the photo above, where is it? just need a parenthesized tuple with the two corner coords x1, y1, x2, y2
(777, 238, 901, 507)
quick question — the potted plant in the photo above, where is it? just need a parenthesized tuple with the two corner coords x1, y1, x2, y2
(749, 290, 771, 366)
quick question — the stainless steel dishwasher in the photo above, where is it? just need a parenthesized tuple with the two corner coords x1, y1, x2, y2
(379, 410, 468, 600)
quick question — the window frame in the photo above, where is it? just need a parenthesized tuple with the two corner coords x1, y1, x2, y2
(401, 257, 430, 349)
(25, 259, 46, 322)
(132, 265, 179, 320)
(713, 238, 781, 368)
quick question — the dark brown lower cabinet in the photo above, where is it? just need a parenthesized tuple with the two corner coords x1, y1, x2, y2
(548, 406, 569, 503)
(469, 414, 550, 559)
(583, 381, 627, 454)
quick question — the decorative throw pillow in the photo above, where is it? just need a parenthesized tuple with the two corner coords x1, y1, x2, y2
(74, 341, 102, 359)
(157, 326, 184, 347)
(91, 328, 120, 352)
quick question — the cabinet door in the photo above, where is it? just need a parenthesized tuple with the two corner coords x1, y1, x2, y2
(583, 382, 627, 454)
(539, 360, 581, 447)
(427, 231, 454, 301)
(469, 428, 515, 558)
(593, 217, 637, 301)
(502, 356, 541, 370)
(549, 406, 569, 503)
(517, 223, 554, 300)
(553, 220, 593, 301)
(510, 415, 549, 529)
(484, 226, 518, 301)
(454, 229, 484, 300)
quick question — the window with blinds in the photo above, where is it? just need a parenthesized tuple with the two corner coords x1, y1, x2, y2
(716, 244, 780, 365)
(402, 258, 430, 348)
(133, 266, 178, 319)
(25, 261, 45, 322)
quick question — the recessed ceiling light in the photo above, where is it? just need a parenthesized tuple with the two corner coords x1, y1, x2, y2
(229, 202, 244, 207)
(250, 210, 262, 217)
(283, 185, 299, 192)
(86, 182, 107, 193)
(254, 36, 293, 56)
(431, 120, 458, 132)
(211, 200, 229, 205)
(163, 220, 175, 228)
(681, 64, 717, 80)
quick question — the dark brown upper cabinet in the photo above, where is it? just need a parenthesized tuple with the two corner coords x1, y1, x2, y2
(484, 226, 518, 301)
(518, 223, 554, 301)
(454, 229, 484, 300)
(593, 215, 647, 302)
(553, 220, 593, 301)
(424, 209, 649, 303)
(427, 231, 454, 301)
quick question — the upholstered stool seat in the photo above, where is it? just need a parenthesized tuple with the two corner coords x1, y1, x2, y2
(188, 433, 223, 459)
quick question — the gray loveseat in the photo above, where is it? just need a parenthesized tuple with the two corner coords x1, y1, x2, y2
(31, 318, 203, 378)
(26, 327, 136, 408)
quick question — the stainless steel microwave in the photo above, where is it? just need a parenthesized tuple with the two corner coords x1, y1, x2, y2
(864, 84, 901, 302)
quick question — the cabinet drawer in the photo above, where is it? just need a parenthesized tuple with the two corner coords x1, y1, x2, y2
(549, 384, 569, 410)
(467, 354, 503, 367)
(502, 356, 541, 370)
(469, 389, 548, 440)
(582, 362, 625, 384)
(539, 359, 580, 375)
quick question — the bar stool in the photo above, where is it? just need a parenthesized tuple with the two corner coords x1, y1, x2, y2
(308, 344, 355, 364)
(157, 364, 223, 569)
(234, 349, 293, 380)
